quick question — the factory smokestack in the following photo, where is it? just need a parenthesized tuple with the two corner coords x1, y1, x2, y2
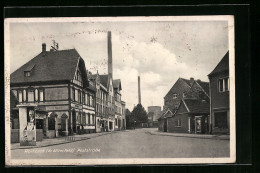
(108, 31, 113, 78)
(138, 76, 141, 104)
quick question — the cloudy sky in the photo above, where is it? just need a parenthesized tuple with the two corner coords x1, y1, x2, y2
(7, 17, 229, 111)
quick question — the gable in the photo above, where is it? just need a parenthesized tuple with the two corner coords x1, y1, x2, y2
(164, 78, 191, 99)
(176, 100, 189, 114)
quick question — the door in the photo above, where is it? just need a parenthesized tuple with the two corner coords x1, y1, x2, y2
(195, 117, 202, 133)
(164, 118, 167, 132)
(72, 110, 76, 133)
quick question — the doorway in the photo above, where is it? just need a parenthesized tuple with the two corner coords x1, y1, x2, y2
(163, 118, 167, 132)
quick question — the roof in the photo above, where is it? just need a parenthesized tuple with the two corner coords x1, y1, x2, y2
(99, 75, 109, 88)
(159, 107, 176, 120)
(88, 74, 97, 80)
(113, 79, 122, 90)
(196, 80, 209, 96)
(180, 78, 193, 87)
(164, 78, 192, 98)
(208, 51, 229, 76)
(11, 49, 88, 87)
(182, 98, 210, 114)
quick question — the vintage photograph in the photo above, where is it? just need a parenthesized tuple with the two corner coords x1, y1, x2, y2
(5, 16, 235, 165)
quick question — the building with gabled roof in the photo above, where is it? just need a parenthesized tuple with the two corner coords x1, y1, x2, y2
(159, 77, 210, 133)
(10, 43, 96, 143)
(208, 51, 230, 134)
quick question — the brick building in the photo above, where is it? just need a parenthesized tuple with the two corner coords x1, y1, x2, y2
(208, 51, 230, 134)
(158, 77, 210, 134)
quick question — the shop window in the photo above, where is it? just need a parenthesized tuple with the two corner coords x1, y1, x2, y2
(214, 112, 228, 128)
(48, 117, 55, 130)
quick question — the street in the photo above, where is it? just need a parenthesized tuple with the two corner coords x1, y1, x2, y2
(11, 128, 229, 159)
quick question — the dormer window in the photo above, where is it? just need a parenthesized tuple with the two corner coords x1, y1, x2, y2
(24, 64, 35, 77)
(183, 92, 187, 98)
(24, 71, 31, 77)
(173, 93, 177, 99)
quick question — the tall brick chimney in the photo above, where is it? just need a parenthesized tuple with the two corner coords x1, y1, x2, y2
(108, 31, 113, 78)
(138, 76, 141, 104)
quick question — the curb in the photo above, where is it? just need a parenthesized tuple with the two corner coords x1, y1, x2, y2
(146, 131, 230, 140)
(11, 131, 116, 150)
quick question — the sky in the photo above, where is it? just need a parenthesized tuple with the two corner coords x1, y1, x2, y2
(7, 17, 229, 111)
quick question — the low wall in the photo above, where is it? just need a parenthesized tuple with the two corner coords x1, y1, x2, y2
(36, 129, 43, 141)
(11, 129, 20, 143)
(47, 130, 56, 138)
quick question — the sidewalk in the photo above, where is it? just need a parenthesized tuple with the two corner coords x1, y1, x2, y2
(11, 130, 128, 150)
(145, 128, 230, 140)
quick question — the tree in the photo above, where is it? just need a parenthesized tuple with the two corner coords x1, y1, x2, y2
(125, 108, 134, 129)
(131, 104, 148, 126)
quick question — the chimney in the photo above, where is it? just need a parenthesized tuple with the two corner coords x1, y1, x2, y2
(190, 77, 194, 84)
(42, 43, 46, 52)
(108, 31, 113, 78)
(138, 76, 141, 104)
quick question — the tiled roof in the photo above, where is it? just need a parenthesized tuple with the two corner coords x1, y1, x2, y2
(113, 79, 122, 90)
(180, 78, 193, 87)
(11, 49, 88, 86)
(196, 80, 209, 96)
(208, 51, 229, 76)
(88, 74, 97, 80)
(164, 78, 191, 98)
(183, 98, 210, 114)
(99, 75, 109, 88)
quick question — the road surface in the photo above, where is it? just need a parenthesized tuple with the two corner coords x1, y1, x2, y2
(11, 128, 229, 159)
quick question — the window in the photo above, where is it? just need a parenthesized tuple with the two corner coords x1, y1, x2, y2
(23, 89, 27, 102)
(28, 89, 34, 102)
(35, 89, 38, 101)
(115, 118, 118, 125)
(82, 92, 85, 104)
(24, 71, 30, 77)
(183, 92, 187, 98)
(92, 114, 95, 125)
(72, 88, 75, 101)
(39, 89, 44, 101)
(90, 95, 93, 106)
(219, 77, 229, 92)
(87, 94, 90, 106)
(82, 113, 86, 125)
(88, 113, 91, 125)
(173, 93, 177, 99)
(75, 89, 78, 102)
(78, 90, 81, 103)
(18, 90, 23, 102)
(175, 118, 181, 127)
